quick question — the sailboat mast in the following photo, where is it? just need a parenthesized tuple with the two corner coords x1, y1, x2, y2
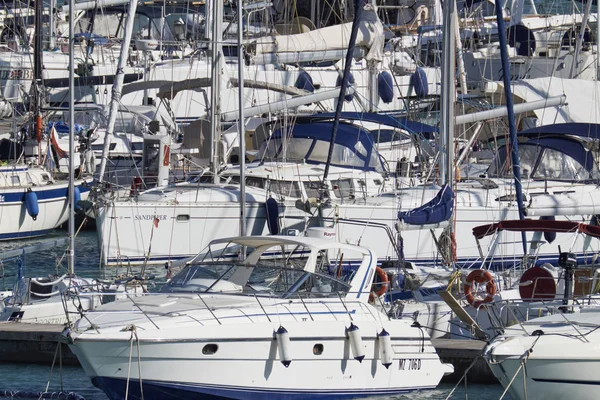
(322, 0, 363, 185)
(439, 0, 455, 187)
(495, 0, 527, 253)
(209, 0, 223, 183)
(237, 0, 246, 237)
(33, 0, 44, 155)
(68, 0, 75, 275)
(97, 0, 140, 182)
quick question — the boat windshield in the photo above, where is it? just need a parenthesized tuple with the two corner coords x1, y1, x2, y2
(258, 136, 383, 172)
(487, 142, 600, 182)
(160, 261, 352, 298)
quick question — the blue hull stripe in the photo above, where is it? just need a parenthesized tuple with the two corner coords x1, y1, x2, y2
(532, 378, 600, 385)
(91, 377, 431, 400)
(0, 229, 54, 240)
(1, 184, 89, 203)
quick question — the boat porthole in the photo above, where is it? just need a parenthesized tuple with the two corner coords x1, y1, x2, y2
(176, 214, 190, 222)
(313, 344, 323, 355)
(202, 344, 218, 355)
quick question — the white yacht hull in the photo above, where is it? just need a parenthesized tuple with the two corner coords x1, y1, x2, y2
(70, 320, 446, 400)
(97, 183, 600, 267)
(96, 192, 284, 265)
(0, 181, 90, 240)
(485, 317, 600, 400)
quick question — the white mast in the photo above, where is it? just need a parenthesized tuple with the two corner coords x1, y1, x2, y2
(68, 0, 76, 275)
(439, 0, 455, 186)
(209, 0, 224, 183)
(97, 0, 140, 182)
(237, 0, 246, 237)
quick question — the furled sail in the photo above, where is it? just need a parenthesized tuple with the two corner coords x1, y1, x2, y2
(397, 184, 455, 225)
(248, 3, 384, 63)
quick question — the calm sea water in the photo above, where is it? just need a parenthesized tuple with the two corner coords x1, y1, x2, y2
(0, 229, 510, 399)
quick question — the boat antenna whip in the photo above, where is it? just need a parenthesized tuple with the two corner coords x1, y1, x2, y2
(321, 0, 364, 201)
(494, 0, 527, 254)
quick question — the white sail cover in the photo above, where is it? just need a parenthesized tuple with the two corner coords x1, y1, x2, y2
(250, 4, 384, 62)
(499, 78, 600, 125)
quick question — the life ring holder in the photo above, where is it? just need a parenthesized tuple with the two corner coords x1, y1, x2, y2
(130, 176, 143, 197)
(369, 267, 389, 302)
(463, 269, 497, 308)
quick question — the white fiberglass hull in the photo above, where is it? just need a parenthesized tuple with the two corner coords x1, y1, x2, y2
(485, 311, 600, 400)
(96, 189, 283, 265)
(0, 295, 98, 325)
(70, 320, 446, 400)
(0, 181, 90, 240)
(97, 183, 600, 267)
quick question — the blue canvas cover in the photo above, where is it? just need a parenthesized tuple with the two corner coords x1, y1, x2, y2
(297, 112, 438, 139)
(519, 123, 600, 139)
(397, 185, 455, 225)
(271, 121, 385, 172)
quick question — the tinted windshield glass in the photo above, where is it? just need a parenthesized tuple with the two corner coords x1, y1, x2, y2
(161, 262, 350, 297)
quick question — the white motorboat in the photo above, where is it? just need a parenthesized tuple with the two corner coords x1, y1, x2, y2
(484, 307, 600, 400)
(0, 273, 142, 325)
(64, 231, 453, 399)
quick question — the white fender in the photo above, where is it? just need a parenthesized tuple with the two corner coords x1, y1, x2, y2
(275, 326, 292, 367)
(347, 323, 365, 362)
(378, 328, 394, 368)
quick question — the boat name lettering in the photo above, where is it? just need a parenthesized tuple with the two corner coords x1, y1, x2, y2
(1, 69, 32, 80)
(0, 195, 4, 202)
(134, 214, 168, 221)
(398, 358, 421, 370)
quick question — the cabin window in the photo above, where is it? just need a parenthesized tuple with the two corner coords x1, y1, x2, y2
(246, 177, 266, 189)
(313, 344, 324, 355)
(488, 144, 541, 178)
(304, 181, 328, 200)
(284, 138, 313, 161)
(269, 180, 302, 198)
(533, 148, 594, 181)
(202, 344, 218, 355)
(11, 176, 20, 185)
(41, 174, 50, 182)
(176, 215, 190, 222)
(331, 179, 353, 199)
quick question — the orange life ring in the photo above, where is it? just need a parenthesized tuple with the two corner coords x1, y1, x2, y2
(463, 269, 497, 308)
(369, 267, 389, 302)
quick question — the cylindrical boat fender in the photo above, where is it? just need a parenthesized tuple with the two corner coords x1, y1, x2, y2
(347, 323, 365, 362)
(540, 215, 556, 243)
(24, 188, 39, 221)
(295, 70, 314, 93)
(275, 326, 292, 367)
(378, 71, 394, 104)
(336, 73, 355, 102)
(409, 67, 428, 98)
(378, 328, 394, 368)
(73, 186, 82, 211)
(265, 197, 280, 235)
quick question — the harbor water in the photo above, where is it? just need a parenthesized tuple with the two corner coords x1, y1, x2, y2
(0, 229, 510, 399)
